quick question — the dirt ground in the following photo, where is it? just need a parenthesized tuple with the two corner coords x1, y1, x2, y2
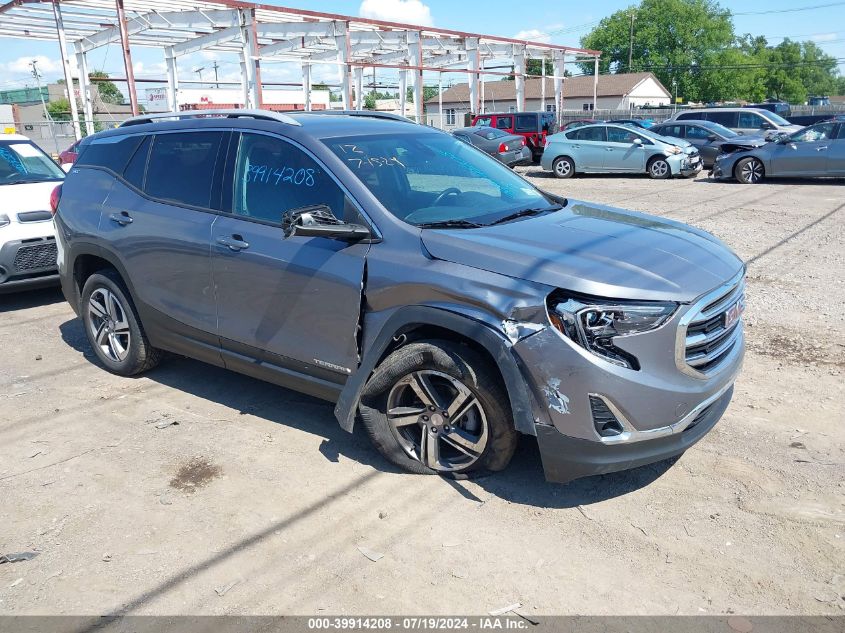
(0, 171, 842, 617)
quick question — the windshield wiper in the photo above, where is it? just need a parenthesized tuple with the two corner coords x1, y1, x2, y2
(416, 219, 482, 229)
(487, 204, 563, 226)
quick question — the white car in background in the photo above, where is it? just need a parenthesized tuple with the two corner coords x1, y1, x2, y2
(0, 134, 65, 292)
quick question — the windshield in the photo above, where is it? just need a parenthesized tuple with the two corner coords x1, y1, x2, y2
(700, 121, 738, 138)
(324, 132, 555, 227)
(0, 141, 65, 184)
(765, 112, 791, 126)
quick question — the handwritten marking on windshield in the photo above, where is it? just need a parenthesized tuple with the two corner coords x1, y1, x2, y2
(245, 164, 316, 187)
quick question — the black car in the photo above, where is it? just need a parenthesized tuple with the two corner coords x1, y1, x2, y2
(451, 126, 531, 166)
(651, 120, 767, 167)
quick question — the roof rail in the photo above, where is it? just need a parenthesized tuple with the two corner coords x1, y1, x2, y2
(293, 110, 415, 123)
(119, 109, 301, 128)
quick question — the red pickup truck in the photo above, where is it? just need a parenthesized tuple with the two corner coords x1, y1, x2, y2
(471, 111, 557, 162)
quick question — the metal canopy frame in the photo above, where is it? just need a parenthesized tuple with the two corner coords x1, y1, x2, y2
(0, 0, 601, 140)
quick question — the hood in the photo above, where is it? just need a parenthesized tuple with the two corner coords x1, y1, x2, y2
(719, 136, 769, 153)
(1, 181, 61, 217)
(421, 201, 744, 303)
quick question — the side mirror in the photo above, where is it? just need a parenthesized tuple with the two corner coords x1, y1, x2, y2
(282, 205, 370, 242)
(707, 134, 718, 142)
(761, 121, 775, 130)
(632, 138, 643, 146)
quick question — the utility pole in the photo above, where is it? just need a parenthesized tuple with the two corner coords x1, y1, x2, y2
(194, 67, 205, 87)
(628, 11, 636, 72)
(212, 61, 220, 88)
(30, 60, 59, 155)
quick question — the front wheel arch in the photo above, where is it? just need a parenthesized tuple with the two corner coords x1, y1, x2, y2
(334, 307, 546, 436)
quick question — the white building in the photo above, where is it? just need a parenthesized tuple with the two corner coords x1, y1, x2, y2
(426, 72, 671, 129)
(145, 87, 332, 112)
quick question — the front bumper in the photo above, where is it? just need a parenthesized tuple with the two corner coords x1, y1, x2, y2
(0, 235, 60, 292)
(710, 159, 732, 180)
(677, 154, 703, 177)
(536, 385, 732, 483)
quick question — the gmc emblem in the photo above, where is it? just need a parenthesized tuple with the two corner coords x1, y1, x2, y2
(724, 298, 745, 329)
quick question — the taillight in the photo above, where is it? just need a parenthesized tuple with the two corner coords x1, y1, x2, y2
(521, 138, 526, 146)
(50, 184, 62, 216)
(498, 142, 509, 152)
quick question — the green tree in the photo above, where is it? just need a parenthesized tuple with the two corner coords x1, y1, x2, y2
(406, 86, 440, 103)
(45, 98, 101, 136)
(580, 0, 734, 102)
(89, 71, 123, 105)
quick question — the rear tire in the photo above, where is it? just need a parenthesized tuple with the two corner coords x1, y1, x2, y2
(80, 269, 163, 376)
(552, 156, 575, 179)
(358, 341, 518, 478)
(734, 157, 764, 184)
(648, 157, 671, 179)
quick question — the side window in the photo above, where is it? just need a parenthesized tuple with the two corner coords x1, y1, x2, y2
(122, 135, 151, 190)
(144, 132, 223, 209)
(737, 112, 763, 129)
(571, 126, 607, 142)
(837, 124, 845, 140)
(790, 123, 835, 143)
(685, 126, 712, 140)
(76, 134, 145, 173)
(607, 126, 639, 143)
(514, 114, 536, 132)
(232, 133, 346, 225)
(706, 111, 737, 127)
(677, 112, 702, 121)
(496, 116, 513, 130)
(474, 117, 492, 127)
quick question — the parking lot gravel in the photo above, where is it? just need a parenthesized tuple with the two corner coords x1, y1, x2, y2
(0, 171, 842, 616)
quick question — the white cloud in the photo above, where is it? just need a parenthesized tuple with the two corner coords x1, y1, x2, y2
(1, 55, 61, 76)
(513, 28, 551, 43)
(359, 0, 433, 26)
(810, 32, 837, 42)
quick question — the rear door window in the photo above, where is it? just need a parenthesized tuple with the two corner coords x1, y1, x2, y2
(685, 125, 713, 140)
(606, 126, 639, 143)
(677, 112, 703, 121)
(122, 135, 151, 190)
(496, 116, 513, 130)
(568, 126, 607, 142)
(144, 131, 224, 209)
(706, 111, 738, 127)
(658, 124, 685, 138)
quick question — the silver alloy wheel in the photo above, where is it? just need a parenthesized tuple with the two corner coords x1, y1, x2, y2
(554, 157, 571, 177)
(87, 287, 131, 362)
(740, 158, 764, 183)
(650, 159, 669, 178)
(386, 370, 489, 472)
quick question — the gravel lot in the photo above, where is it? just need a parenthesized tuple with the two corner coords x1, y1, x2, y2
(0, 171, 843, 617)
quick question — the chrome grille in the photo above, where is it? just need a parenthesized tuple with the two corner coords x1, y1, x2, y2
(13, 239, 57, 272)
(677, 274, 745, 378)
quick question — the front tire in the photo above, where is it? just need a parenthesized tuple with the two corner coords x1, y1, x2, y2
(648, 157, 671, 179)
(552, 156, 574, 179)
(81, 270, 162, 376)
(735, 157, 764, 184)
(358, 341, 518, 478)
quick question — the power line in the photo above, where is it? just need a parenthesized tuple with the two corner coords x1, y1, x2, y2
(732, 1, 845, 15)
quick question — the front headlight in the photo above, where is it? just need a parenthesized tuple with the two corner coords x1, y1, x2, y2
(667, 145, 683, 155)
(548, 296, 677, 369)
(0, 214, 10, 228)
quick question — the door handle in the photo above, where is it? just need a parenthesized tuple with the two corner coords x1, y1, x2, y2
(606, 148, 614, 151)
(572, 144, 581, 149)
(816, 146, 828, 151)
(109, 211, 133, 226)
(217, 235, 250, 252)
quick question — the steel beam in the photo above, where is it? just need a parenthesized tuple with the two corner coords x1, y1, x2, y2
(353, 66, 364, 110)
(74, 43, 94, 131)
(553, 50, 565, 128)
(593, 56, 599, 112)
(408, 31, 423, 123)
(171, 25, 240, 57)
(334, 21, 351, 109)
(165, 46, 179, 111)
(52, 0, 81, 140)
(115, 0, 138, 116)
(466, 37, 479, 115)
(302, 62, 311, 111)
(513, 44, 526, 112)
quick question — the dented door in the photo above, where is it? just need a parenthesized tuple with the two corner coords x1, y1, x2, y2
(211, 132, 369, 379)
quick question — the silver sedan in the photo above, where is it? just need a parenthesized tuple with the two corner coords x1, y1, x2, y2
(712, 121, 845, 183)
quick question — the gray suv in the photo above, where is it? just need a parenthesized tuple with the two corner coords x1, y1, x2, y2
(55, 110, 745, 484)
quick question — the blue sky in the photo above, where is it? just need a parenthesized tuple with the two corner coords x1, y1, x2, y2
(1, 0, 843, 101)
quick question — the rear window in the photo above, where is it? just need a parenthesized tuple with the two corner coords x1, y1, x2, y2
(122, 135, 151, 190)
(495, 117, 513, 130)
(514, 114, 537, 132)
(76, 134, 145, 173)
(677, 111, 704, 121)
(144, 132, 223, 209)
(474, 128, 508, 140)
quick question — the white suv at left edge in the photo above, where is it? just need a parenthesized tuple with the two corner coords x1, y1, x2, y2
(0, 134, 65, 292)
